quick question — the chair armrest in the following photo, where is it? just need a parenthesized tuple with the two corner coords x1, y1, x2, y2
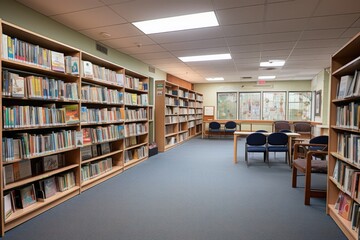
(293, 143, 327, 159)
(305, 150, 328, 173)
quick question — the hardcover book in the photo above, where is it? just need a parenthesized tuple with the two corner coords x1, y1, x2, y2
(64, 104, 79, 124)
(42, 155, 59, 172)
(11, 74, 25, 98)
(51, 51, 65, 72)
(19, 184, 36, 208)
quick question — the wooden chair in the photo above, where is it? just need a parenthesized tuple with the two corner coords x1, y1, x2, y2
(292, 142, 328, 205)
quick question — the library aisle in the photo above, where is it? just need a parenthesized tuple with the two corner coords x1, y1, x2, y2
(2, 137, 346, 240)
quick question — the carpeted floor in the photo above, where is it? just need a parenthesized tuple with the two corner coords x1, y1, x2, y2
(1, 137, 346, 240)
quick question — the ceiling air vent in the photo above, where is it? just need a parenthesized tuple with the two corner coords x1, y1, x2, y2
(148, 66, 156, 73)
(96, 43, 108, 55)
(241, 76, 252, 80)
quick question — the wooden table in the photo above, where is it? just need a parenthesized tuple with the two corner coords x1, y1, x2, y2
(233, 131, 301, 164)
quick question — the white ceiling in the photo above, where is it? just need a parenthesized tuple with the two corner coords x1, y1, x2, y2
(16, 0, 360, 83)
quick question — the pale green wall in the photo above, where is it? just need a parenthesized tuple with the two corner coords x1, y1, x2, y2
(194, 80, 311, 113)
(0, 0, 166, 80)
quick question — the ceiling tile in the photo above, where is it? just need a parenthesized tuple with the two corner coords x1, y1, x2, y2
(341, 28, 360, 38)
(291, 47, 338, 56)
(110, 0, 213, 22)
(101, 35, 156, 49)
(51, 6, 127, 30)
(216, 5, 265, 25)
(306, 14, 360, 30)
(118, 44, 166, 55)
(16, 0, 104, 16)
(229, 44, 261, 53)
(79, 24, 143, 41)
(265, 0, 318, 21)
(147, 27, 223, 44)
(264, 18, 308, 33)
(222, 23, 264, 37)
(314, 0, 360, 16)
(295, 39, 350, 49)
(132, 52, 174, 60)
(212, 0, 265, 10)
(171, 47, 229, 57)
(354, 18, 360, 27)
(300, 29, 346, 40)
(231, 52, 260, 59)
(261, 42, 296, 51)
(162, 38, 227, 51)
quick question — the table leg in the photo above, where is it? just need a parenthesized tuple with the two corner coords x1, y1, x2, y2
(288, 137, 293, 167)
(234, 134, 238, 164)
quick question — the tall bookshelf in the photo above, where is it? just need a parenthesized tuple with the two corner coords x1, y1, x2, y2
(0, 20, 149, 235)
(155, 80, 203, 152)
(328, 32, 360, 240)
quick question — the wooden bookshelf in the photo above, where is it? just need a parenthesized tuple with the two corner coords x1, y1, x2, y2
(0, 19, 149, 236)
(328, 32, 360, 240)
(155, 80, 203, 152)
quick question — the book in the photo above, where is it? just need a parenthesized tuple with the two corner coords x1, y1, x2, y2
(346, 71, 358, 98)
(37, 176, 57, 200)
(17, 184, 37, 208)
(63, 104, 79, 124)
(13, 160, 32, 181)
(353, 70, 360, 97)
(4, 193, 14, 220)
(81, 146, 93, 161)
(337, 75, 353, 99)
(91, 145, 98, 157)
(11, 74, 25, 98)
(42, 155, 59, 172)
(82, 128, 92, 145)
(71, 56, 79, 75)
(338, 193, 353, 220)
(76, 130, 83, 147)
(51, 51, 65, 72)
(3, 165, 15, 185)
(82, 61, 93, 78)
(100, 142, 111, 154)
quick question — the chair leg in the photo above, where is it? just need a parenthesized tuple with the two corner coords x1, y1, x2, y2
(245, 152, 249, 167)
(304, 169, 311, 205)
(292, 167, 297, 188)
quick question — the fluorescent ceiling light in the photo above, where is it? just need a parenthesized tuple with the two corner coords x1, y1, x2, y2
(260, 60, 285, 67)
(206, 77, 224, 81)
(132, 11, 219, 34)
(258, 75, 276, 80)
(179, 53, 231, 62)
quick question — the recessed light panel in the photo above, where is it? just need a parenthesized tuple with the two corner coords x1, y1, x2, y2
(179, 53, 231, 62)
(132, 11, 219, 34)
(206, 77, 224, 81)
(260, 60, 285, 67)
(258, 75, 276, 80)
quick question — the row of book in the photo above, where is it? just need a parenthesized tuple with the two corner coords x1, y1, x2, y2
(166, 136, 176, 146)
(336, 102, 360, 129)
(124, 145, 148, 163)
(3, 154, 66, 185)
(4, 172, 76, 220)
(81, 142, 112, 161)
(125, 136, 140, 148)
(2, 70, 79, 100)
(81, 85, 124, 104)
(165, 107, 179, 115)
(124, 123, 147, 137)
(124, 75, 148, 91)
(2, 130, 81, 161)
(81, 157, 113, 182)
(337, 133, 360, 165)
(165, 125, 176, 135)
(337, 71, 360, 99)
(82, 60, 124, 86)
(165, 116, 179, 124)
(333, 160, 360, 199)
(80, 106, 124, 124)
(3, 104, 79, 129)
(1, 34, 78, 75)
(125, 108, 147, 121)
(82, 125, 125, 145)
(124, 92, 148, 106)
(179, 132, 189, 142)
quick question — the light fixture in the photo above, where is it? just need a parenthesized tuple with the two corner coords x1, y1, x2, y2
(132, 11, 219, 34)
(179, 53, 231, 62)
(206, 77, 224, 81)
(258, 75, 276, 80)
(260, 60, 285, 67)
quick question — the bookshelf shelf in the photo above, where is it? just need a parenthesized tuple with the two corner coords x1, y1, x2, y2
(328, 32, 360, 240)
(0, 19, 149, 236)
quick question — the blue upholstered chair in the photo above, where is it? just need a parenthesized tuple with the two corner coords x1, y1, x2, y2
(208, 121, 221, 138)
(224, 121, 237, 134)
(279, 129, 292, 133)
(267, 132, 289, 165)
(255, 130, 268, 133)
(245, 132, 268, 167)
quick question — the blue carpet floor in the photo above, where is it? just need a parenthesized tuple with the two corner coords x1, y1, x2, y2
(2, 137, 346, 240)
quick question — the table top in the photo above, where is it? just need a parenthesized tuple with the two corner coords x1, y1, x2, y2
(234, 131, 301, 137)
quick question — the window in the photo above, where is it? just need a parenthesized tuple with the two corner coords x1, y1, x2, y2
(238, 92, 261, 120)
(262, 91, 286, 120)
(217, 92, 237, 120)
(288, 91, 312, 120)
